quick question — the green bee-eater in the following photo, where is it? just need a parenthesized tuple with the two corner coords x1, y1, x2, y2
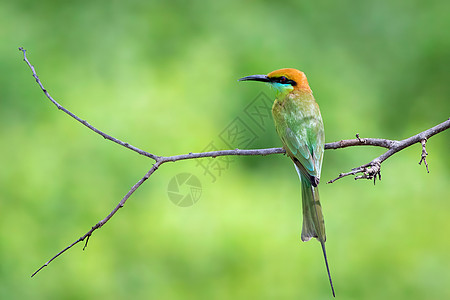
(239, 68, 334, 297)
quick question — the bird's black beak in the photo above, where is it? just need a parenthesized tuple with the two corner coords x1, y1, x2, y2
(238, 74, 270, 83)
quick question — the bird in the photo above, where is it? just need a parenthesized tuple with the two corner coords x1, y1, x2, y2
(239, 68, 334, 297)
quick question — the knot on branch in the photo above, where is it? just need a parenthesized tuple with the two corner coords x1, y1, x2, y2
(328, 162, 381, 184)
(354, 162, 381, 184)
(355, 133, 366, 143)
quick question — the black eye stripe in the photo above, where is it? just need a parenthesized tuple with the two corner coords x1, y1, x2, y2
(272, 76, 297, 86)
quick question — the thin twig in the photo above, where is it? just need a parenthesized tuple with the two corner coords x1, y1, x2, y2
(18, 47, 160, 161)
(419, 139, 430, 173)
(31, 162, 162, 277)
(19, 47, 449, 277)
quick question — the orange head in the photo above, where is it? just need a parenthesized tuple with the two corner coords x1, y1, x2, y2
(238, 68, 311, 95)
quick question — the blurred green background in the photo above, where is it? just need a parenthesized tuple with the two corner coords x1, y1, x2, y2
(1, 0, 449, 299)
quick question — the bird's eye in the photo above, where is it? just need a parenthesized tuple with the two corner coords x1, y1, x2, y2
(279, 76, 287, 83)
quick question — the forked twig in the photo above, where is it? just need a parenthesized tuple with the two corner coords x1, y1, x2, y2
(327, 120, 449, 183)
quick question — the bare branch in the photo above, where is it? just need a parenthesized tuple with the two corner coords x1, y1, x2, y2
(160, 148, 286, 162)
(29, 146, 289, 277)
(19, 47, 449, 277)
(327, 118, 450, 183)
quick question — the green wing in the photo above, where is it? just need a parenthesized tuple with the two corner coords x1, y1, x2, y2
(281, 112, 324, 185)
(283, 127, 315, 174)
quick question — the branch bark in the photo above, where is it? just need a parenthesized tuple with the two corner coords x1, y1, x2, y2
(19, 47, 450, 277)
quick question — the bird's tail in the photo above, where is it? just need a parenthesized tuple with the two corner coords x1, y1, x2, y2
(297, 167, 335, 297)
(297, 168, 325, 242)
